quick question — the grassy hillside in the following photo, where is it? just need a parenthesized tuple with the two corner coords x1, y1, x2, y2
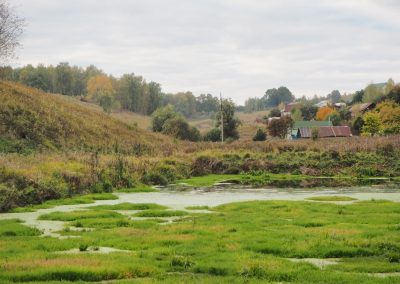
(0, 81, 174, 153)
(54, 96, 271, 142)
(54, 94, 153, 130)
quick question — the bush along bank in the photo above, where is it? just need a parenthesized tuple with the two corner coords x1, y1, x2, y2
(1, 146, 399, 212)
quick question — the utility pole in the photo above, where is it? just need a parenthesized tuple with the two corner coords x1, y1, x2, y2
(220, 92, 224, 143)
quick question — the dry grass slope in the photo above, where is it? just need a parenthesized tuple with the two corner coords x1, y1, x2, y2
(0, 81, 175, 152)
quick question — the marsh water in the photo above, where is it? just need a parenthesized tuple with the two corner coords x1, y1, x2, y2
(1, 186, 399, 237)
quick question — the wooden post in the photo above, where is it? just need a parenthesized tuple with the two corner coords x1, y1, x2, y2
(220, 92, 224, 143)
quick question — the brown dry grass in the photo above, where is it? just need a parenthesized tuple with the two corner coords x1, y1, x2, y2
(0, 81, 175, 153)
(181, 135, 400, 153)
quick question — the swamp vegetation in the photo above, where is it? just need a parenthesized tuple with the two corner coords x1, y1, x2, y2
(1, 192, 400, 283)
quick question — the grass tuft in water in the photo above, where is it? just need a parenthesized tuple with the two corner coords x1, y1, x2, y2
(306, 196, 357, 202)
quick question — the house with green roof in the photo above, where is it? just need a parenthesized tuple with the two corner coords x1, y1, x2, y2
(290, 120, 332, 139)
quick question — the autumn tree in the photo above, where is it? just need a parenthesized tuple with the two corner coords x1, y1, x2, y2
(86, 75, 116, 112)
(0, 1, 24, 63)
(316, 106, 336, 121)
(375, 100, 400, 134)
(362, 112, 382, 136)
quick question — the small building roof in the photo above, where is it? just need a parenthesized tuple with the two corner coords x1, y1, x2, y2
(319, 126, 352, 137)
(350, 103, 374, 113)
(293, 120, 332, 129)
(315, 100, 330, 108)
(298, 127, 312, 138)
(297, 126, 352, 138)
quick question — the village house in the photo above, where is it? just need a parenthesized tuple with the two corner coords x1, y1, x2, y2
(296, 126, 352, 139)
(281, 103, 299, 117)
(314, 100, 330, 108)
(350, 102, 376, 117)
(290, 120, 333, 139)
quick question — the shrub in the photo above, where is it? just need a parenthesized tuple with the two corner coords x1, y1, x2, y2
(311, 127, 319, 140)
(203, 128, 221, 142)
(191, 155, 225, 176)
(253, 128, 266, 141)
(387, 253, 400, 263)
(268, 117, 293, 139)
(170, 255, 194, 269)
(154, 164, 178, 182)
(141, 173, 168, 186)
(162, 117, 201, 142)
(0, 186, 21, 212)
(79, 244, 89, 251)
(269, 108, 281, 118)
(151, 105, 179, 132)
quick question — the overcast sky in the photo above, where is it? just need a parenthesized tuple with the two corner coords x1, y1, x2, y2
(11, 0, 400, 104)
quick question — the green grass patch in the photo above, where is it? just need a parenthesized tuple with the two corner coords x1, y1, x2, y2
(118, 184, 158, 193)
(306, 196, 357, 202)
(2, 199, 400, 282)
(0, 219, 41, 236)
(38, 210, 123, 221)
(185, 206, 210, 210)
(88, 203, 167, 211)
(134, 210, 189, 218)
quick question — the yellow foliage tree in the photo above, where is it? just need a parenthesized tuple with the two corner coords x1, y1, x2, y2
(316, 106, 335, 121)
(376, 100, 400, 134)
(86, 75, 115, 102)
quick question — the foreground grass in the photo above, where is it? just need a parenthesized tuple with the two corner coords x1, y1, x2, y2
(0, 219, 41, 237)
(1, 199, 400, 283)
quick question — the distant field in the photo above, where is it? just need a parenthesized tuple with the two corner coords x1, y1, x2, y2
(188, 110, 271, 141)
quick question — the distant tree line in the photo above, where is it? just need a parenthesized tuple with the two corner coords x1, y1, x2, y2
(0, 63, 220, 117)
(244, 86, 295, 112)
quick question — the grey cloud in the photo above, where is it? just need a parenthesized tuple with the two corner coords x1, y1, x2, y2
(11, 0, 400, 103)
